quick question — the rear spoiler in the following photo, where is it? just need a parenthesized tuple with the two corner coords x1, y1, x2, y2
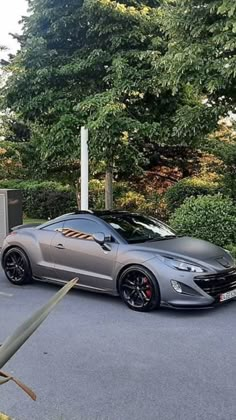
(11, 223, 41, 231)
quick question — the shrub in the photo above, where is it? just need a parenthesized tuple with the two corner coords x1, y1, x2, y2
(0, 180, 76, 219)
(23, 189, 77, 219)
(0, 179, 165, 219)
(115, 191, 149, 212)
(0, 179, 72, 192)
(89, 180, 131, 210)
(169, 195, 236, 247)
(225, 244, 236, 259)
(115, 191, 161, 216)
(0, 179, 134, 217)
(222, 174, 236, 201)
(164, 176, 221, 213)
(0, 141, 25, 179)
(89, 179, 105, 209)
(113, 181, 130, 199)
(89, 179, 129, 209)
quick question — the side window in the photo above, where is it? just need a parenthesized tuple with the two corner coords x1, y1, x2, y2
(41, 221, 64, 231)
(63, 218, 102, 235)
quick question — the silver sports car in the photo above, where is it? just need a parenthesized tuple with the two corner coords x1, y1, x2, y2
(1, 210, 236, 311)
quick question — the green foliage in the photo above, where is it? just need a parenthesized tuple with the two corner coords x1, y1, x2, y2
(0, 178, 164, 218)
(225, 244, 236, 259)
(1, 0, 235, 203)
(161, 0, 236, 109)
(223, 173, 236, 201)
(0, 178, 135, 217)
(89, 181, 167, 218)
(115, 190, 161, 215)
(0, 141, 26, 179)
(0, 179, 72, 192)
(169, 195, 236, 247)
(23, 218, 47, 224)
(1, 0, 219, 185)
(23, 189, 76, 219)
(88, 179, 131, 209)
(0, 114, 30, 142)
(116, 191, 149, 211)
(88, 179, 105, 209)
(165, 177, 221, 212)
(204, 123, 236, 199)
(0, 180, 76, 219)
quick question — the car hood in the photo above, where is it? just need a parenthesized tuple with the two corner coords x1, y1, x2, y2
(134, 236, 233, 267)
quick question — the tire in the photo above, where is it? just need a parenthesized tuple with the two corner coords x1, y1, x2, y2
(118, 265, 160, 312)
(2, 247, 32, 285)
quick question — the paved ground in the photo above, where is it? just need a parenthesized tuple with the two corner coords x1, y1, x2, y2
(0, 269, 235, 420)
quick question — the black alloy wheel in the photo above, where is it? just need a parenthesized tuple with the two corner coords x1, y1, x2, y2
(3, 247, 32, 285)
(119, 265, 160, 312)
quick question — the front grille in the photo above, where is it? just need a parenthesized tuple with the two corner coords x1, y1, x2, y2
(194, 268, 236, 301)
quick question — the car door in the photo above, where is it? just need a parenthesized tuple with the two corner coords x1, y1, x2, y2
(51, 217, 119, 291)
(33, 220, 65, 279)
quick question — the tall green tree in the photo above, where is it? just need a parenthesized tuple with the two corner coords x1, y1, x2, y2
(0, 114, 30, 142)
(161, 0, 236, 109)
(1, 0, 218, 207)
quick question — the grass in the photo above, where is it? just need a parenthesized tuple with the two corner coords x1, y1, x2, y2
(23, 218, 47, 224)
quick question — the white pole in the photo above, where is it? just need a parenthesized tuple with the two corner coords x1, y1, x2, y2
(80, 126, 89, 210)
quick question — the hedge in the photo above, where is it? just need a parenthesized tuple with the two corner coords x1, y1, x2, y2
(0, 179, 133, 218)
(164, 177, 221, 213)
(0, 179, 164, 219)
(169, 194, 236, 247)
(0, 180, 77, 219)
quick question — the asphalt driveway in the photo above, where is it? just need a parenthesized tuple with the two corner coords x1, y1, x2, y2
(0, 268, 236, 420)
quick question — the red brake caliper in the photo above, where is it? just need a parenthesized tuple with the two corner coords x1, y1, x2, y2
(143, 277, 152, 299)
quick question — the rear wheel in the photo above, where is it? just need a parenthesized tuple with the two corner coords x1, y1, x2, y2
(118, 266, 160, 312)
(3, 247, 32, 285)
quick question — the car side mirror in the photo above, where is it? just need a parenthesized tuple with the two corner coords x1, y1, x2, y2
(93, 233, 111, 251)
(93, 232, 106, 245)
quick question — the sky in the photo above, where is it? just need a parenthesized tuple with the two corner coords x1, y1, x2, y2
(0, 0, 28, 54)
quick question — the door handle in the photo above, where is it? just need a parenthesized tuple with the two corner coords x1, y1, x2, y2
(55, 244, 65, 250)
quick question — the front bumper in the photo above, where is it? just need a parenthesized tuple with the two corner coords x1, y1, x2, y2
(145, 259, 236, 308)
(161, 291, 216, 309)
(194, 268, 236, 304)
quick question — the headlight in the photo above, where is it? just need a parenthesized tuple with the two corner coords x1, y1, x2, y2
(162, 257, 205, 273)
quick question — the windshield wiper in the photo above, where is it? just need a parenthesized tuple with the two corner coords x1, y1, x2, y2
(143, 235, 176, 242)
(128, 235, 177, 244)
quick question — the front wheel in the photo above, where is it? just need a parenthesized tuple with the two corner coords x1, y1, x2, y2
(118, 266, 160, 312)
(3, 247, 32, 285)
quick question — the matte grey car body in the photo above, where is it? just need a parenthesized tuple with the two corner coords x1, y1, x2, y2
(1, 211, 236, 311)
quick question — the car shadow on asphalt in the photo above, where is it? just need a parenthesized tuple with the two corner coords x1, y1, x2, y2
(157, 303, 235, 317)
(40, 280, 236, 310)
(1, 274, 235, 318)
(30, 281, 236, 317)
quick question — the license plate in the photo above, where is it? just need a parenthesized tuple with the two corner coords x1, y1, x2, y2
(220, 288, 236, 302)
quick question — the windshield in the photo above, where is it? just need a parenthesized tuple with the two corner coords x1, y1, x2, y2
(100, 214, 177, 243)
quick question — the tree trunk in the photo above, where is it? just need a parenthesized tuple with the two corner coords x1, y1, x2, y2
(105, 164, 113, 210)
